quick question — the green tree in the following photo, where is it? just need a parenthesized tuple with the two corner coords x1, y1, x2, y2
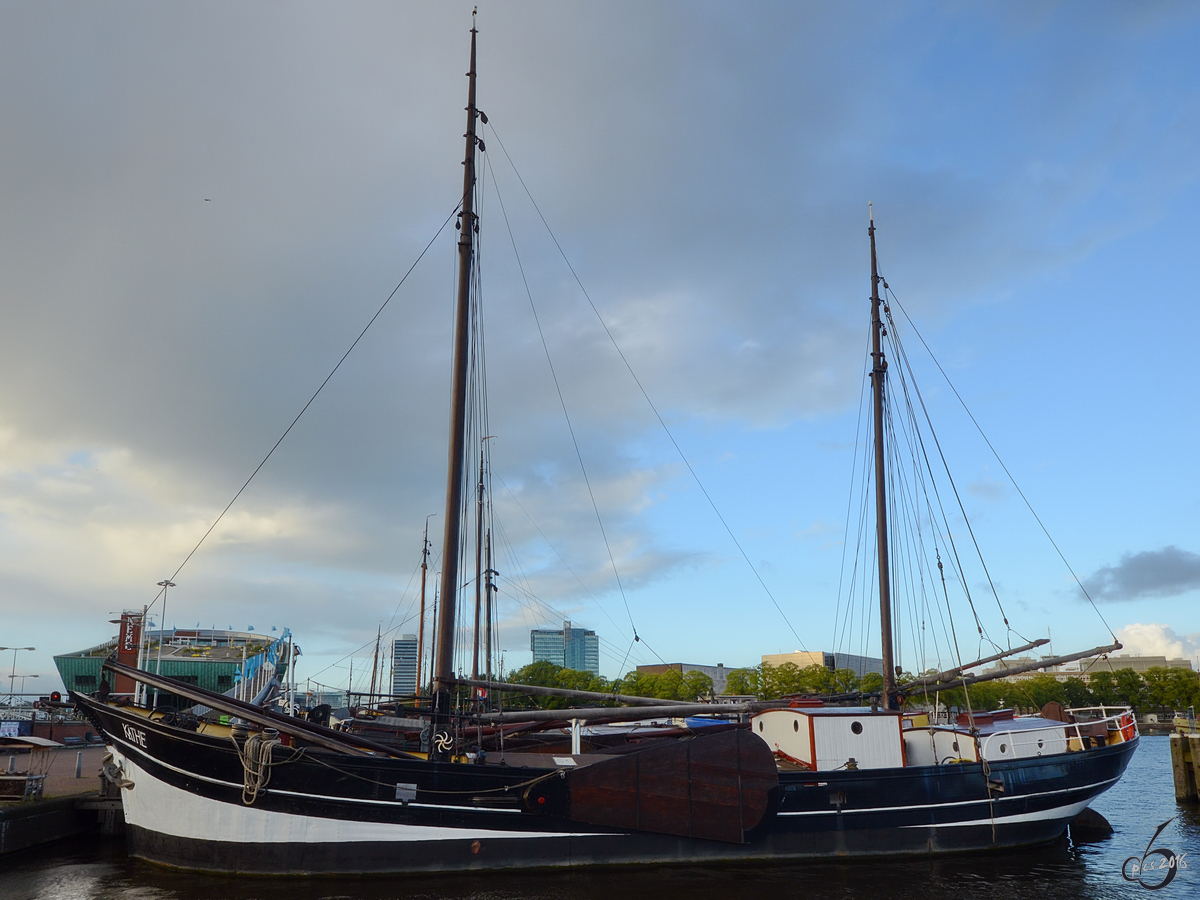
(827, 668, 859, 693)
(1166, 668, 1200, 711)
(506, 662, 613, 709)
(1142, 667, 1174, 713)
(760, 662, 803, 698)
(1014, 673, 1066, 711)
(859, 672, 884, 695)
(1088, 671, 1118, 706)
(645, 669, 686, 700)
(1061, 677, 1093, 709)
(510, 660, 562, 687)
(723, 667, 759, 696)
(939, 680, 1005, 712)
(805, 665, 840, 693)
(629, 669, 710, 701)
(682, 670, 715, 701)
(555, 667, 610, 695)
(1113, 669, 1147, 711)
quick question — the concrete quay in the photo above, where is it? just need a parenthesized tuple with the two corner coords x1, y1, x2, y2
(0, 746, 121, 857)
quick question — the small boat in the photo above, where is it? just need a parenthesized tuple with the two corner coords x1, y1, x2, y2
(72, 18, 1137, 874)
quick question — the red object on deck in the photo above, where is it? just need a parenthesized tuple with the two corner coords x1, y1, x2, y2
(956, 708, 1016, 727)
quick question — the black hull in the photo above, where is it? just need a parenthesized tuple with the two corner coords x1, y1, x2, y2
(75, 694, 1137, 874)
(125, 817, 1081, 875)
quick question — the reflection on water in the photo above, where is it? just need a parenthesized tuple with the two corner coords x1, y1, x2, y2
(3, 737, 1196, 900)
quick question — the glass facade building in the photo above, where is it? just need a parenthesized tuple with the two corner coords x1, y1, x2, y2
(530, 620, 599, 675)
(391, 635, 418, 696)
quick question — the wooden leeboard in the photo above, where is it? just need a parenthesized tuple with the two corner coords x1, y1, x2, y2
(523, 728, 778, 843)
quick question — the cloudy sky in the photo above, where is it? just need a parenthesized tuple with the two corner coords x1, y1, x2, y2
(3, 1, 1199, 696)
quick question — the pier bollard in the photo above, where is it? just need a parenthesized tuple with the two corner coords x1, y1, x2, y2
(75, 750, 83, 778)
(6, 755, 13, 774)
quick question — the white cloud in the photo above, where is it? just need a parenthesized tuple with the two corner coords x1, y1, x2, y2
(1116, 623, 1200, 667)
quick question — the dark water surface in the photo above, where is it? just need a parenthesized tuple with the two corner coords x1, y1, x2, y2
(3, 736, 1197, 900)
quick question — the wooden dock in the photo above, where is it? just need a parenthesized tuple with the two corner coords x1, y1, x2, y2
(1170, 723, 1200, 802)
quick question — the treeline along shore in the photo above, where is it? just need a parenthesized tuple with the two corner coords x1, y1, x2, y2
(496, 660, 1199, 716)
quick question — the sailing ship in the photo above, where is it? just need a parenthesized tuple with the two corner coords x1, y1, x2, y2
(71, 21, 1138, 874)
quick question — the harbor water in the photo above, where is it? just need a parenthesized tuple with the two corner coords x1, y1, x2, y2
(2, 735, 1196, 900)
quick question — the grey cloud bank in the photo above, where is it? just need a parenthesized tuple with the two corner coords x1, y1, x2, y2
(1085, 547, 1200, 603)
(1, 2, 1198, 685)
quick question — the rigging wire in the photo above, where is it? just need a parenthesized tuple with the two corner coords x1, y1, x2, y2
(492, 473, 648, 653)
(142, 202, 464, 616)
(834, 347, 879, 662)
(832, 323, 874, 655)
(880, 301, 1019, 649)
(882, 312, 994, 650)
(485, 124, 806, 650)
(483, 151, 644, 646)
(885, 290, 1117, 641)
(491, 572, 654, 673)
(486, 505, 656, 672)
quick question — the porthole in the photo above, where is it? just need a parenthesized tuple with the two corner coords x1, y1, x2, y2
(999, 743, 1007, 754)
(1037, 739, 1044, 749)
(793, 719, 799, 732)
(851, 721, 863, 735)
(758, 721, 764, 732)
(952, 741, 959, 751)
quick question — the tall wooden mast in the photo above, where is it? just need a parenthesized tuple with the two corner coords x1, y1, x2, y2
(869, 207, 898, 708)
(431, 17, 480, 751)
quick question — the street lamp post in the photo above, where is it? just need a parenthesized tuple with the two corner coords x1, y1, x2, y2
(15, 674, 38, 695)
(0, 647, 36, 706)
(153, 580, 176, 709)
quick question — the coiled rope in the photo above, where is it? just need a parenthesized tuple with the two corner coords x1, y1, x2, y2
(232, 727, 282, 805)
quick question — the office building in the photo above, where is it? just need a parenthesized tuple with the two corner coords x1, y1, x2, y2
(392, 635, 419, 696)
(530, 620, 600, 675)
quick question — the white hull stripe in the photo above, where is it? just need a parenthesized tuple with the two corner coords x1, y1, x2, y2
(113, 749, 603, 844)
(899, 796, 1095, 828)
(777, 777, 1118, 818)
(110, 734, 519, 814)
